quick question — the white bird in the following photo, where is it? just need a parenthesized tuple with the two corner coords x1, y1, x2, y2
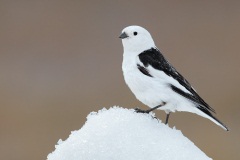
(119, 25, 228, 131)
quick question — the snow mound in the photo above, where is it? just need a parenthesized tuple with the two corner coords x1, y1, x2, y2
(47, 107, 211, 160)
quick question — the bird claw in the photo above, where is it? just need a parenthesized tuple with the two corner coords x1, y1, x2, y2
(134, 107, 148, 113)
(134, 108, 159, 120)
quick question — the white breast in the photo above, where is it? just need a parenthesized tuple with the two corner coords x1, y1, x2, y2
(122, 53, 167, 107)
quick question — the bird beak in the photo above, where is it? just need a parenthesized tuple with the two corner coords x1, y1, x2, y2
(119, 32, 128, 39)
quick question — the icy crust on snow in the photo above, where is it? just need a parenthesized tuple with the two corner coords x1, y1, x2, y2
(47, 107, 212, 160)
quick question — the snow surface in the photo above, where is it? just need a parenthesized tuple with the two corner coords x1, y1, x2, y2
(47, 107, 212, 160)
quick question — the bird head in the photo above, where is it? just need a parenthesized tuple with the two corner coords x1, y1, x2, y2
(119, 26, 155, 53)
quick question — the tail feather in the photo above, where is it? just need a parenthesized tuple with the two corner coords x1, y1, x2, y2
(197, 107, 229, 131)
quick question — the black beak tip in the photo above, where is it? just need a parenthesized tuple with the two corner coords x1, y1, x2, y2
(119, 32, 128, 39)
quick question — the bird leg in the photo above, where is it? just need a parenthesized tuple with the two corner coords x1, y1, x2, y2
(135, 102, 166, 114)
(165, 113, 171, 124)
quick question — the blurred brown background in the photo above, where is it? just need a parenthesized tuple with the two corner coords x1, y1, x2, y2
(0, 1, 239, 159)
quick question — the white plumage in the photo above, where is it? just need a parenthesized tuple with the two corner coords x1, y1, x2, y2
(120, 25, 228, 131)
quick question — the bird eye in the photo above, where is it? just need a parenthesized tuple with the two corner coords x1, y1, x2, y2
(133, 32, 138, 36)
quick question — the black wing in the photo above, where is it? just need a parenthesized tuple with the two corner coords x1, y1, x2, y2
(138, 47, 215, 113)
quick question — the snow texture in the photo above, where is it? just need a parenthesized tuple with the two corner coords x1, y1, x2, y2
(47, 107, 212, 160)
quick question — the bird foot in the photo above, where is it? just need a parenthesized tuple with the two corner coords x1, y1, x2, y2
(134, 108, 150, 113)
(134, 108, 158, 120)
